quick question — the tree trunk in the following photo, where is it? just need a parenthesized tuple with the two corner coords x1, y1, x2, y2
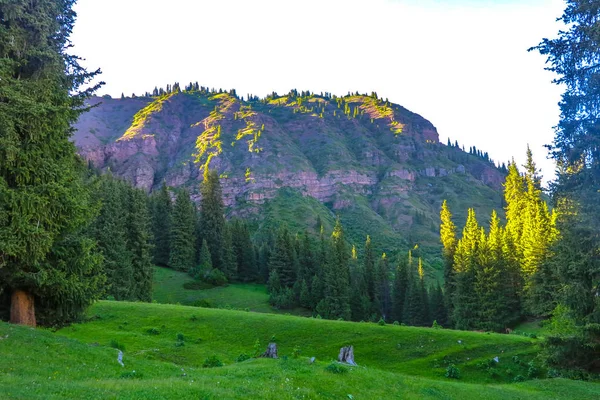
(338, 346, 356, 365)
(10, 289, 36, 327)
(261, 342, 278, 358)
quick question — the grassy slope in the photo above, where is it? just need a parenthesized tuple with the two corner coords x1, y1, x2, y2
(153, 266, 311, 316)
(1, 302, 599, 399)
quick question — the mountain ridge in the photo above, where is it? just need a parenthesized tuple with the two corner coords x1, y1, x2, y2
(74, 89, 506, 272)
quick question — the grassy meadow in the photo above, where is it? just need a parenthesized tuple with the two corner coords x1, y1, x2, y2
(1, 300, 599, 399)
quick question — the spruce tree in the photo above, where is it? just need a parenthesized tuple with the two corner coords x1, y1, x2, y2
(127, 187, 154, 302)
(200, 169, 225, 270)
(232, 220, 257, 281)
(392, 256, 409, 323)
(375, 254, 392, 320)
(440, 200, 457, 322)
(363, 235, 376, 305)
(417, 258, 431, 326)
(221, 224, 238, 280)
(316, 218, 351, 320)
(349, 245, 370, 321)
(169, 189, 196, 272)
(451, 209, 480, 330)
(92, 177, 133, 301)
(191, 239, 213, 280)
(151, 182, 172, 266)
(429, 283, 448, 327)
(0, 0, 105, 325)
(269, 225, 296, 288)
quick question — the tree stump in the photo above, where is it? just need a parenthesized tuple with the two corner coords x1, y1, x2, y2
(338, 346, 356, 365)
(261, 342, 278, 358)
(10, 289, 36, 327)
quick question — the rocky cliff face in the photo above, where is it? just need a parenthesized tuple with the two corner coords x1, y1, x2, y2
(73, 90, 505, 266)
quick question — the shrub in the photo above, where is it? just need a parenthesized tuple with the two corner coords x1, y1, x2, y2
(513, 375, 525, 382)
(292, 346, 301, 359)
(176, 333, 185, 342)
(393, 321, 399, 326)
(445, 364, 460, 379)
(203, 355, 223, 368)
(432, 320, 442, 329)
(146, 327, 160, 335)
(236, 353, 251, 362)
(109, 340, 125, 351)
(269, 287, 295, 309)
(253, 339, 262, 357)
(325, 362, 348, 374)
(377, 318, 386, 326)
(193, 299, 214, 308)
(205, 268, 227, 286)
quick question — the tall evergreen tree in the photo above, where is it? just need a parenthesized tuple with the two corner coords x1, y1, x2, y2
(0, 0, 105, 326)
(440, 200, 457, 322)
(268, 225, 297, 288)
(363, 235, 376, 305)
(232, 220, 257, 281)
(375, 254, 392, 320)
(127, 188, 154, 302)
(392, 256, 409, 323)
(151, 182, 172, 266)
(169, 189, 197, 272)
(316, 218, 351, 320)
(348, 245, 370, 321)
(532, 3, 600, 370)
(222, 224, 238, 280)
(452, 209, 481, 330)
(429, 282, 448, 327)
(91, 177, 133, 301)
(199, 169, 225, 270)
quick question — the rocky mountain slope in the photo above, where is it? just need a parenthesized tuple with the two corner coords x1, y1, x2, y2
(74, 89, 505, 275)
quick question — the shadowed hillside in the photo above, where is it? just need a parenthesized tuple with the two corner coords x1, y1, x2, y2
(74, 89, 506, 272)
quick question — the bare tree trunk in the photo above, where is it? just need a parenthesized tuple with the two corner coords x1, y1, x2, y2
(10, 289, 36, 327)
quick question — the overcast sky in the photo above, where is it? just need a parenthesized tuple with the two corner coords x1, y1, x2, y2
(71, 0, 566, 184)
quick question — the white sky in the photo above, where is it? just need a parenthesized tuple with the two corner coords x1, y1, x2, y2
(71, 0, 566, 184)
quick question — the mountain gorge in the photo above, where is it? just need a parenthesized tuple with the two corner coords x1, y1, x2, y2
(74, 88, 505, 275)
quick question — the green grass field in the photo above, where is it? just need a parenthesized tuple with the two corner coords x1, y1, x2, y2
(152, 266, 311, 316)
(1, 301, 599, 399)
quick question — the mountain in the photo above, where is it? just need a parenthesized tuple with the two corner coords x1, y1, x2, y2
(73, 89, 505, 278)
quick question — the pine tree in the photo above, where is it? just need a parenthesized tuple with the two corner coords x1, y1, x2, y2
(0, 0, 105, 326)
(417, 258, 431, 326)
(316, 218, 351, 320)
(221, 224, 238, 280)
(392, 256, 409, 323)
(364, 235, 376, 305)
(440, 200, 457, 322)
(92, 177, 133, 301)
(127, 187, 154, 302)
(200, 169, 225, 270)
(375, 254, 392, 320)
(269, 226, 296, 288)
(232, 220, 257, 281)
(451, 209, 480, 330)
(192, 239, 213, 280)
(402, 259, 422, 326)
(151, 182, 172, 266)
(532, 4, 600, 370)
(169, 189, 196, 272)
(429, 283, 447, 327)
(349, 245, 370, 321)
